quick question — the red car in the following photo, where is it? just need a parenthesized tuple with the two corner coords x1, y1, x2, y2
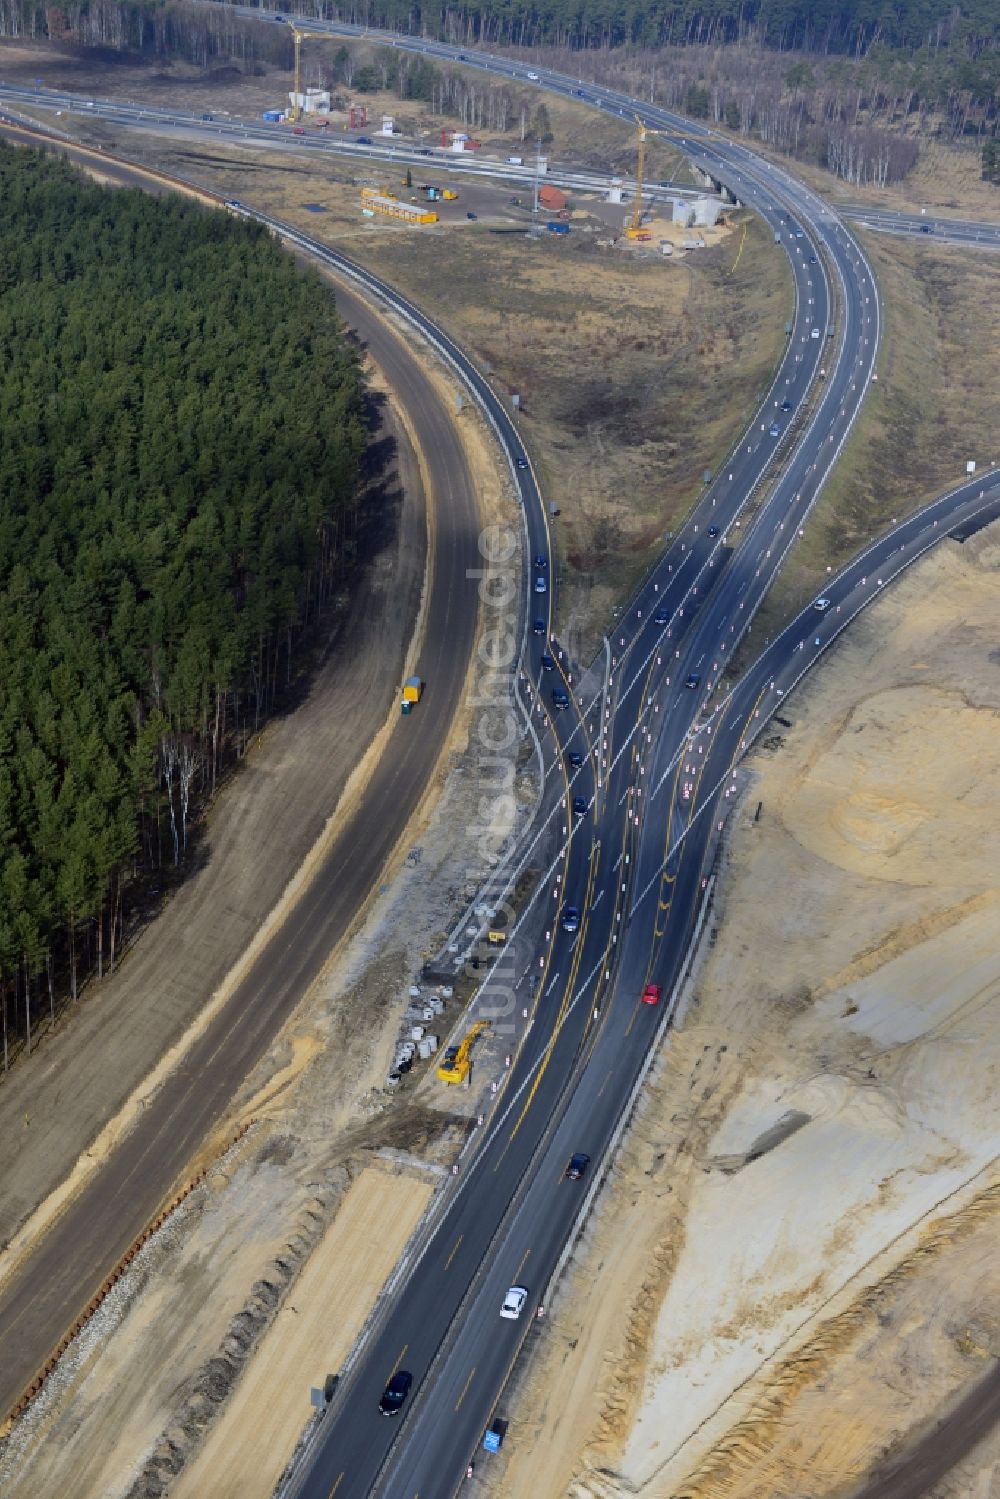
(642, 983, 661, 1006)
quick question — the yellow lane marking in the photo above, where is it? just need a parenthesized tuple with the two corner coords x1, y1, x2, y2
(454, 1366, 476, 1412)
(499, 840, 601, 1156)
(444, 1234, 463, 1271)
(388, 1344, 408, 1380)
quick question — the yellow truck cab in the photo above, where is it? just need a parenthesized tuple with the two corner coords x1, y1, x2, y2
(401, 676, 423, 715)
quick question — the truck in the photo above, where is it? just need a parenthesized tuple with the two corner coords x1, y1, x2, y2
(483, 1417, 508, 1453)
(401, 676, 424, 714)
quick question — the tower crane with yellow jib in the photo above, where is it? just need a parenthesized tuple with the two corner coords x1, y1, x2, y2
(436, 1020, 490, 1085)
(625, 114, 688, 241)
(626, 115, 652, 241)
(287, 22, 334, 124)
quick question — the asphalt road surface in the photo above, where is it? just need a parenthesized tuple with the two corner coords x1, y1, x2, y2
(847, 1366, 1000, 1499)
(0, 128, 486, 1423)
(256, 25, 1000, 1499)
(3, 50, 997, 1499)
(2, 81, 999, 253)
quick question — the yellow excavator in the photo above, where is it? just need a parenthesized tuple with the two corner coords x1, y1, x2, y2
(437, 1019, 490, 1084)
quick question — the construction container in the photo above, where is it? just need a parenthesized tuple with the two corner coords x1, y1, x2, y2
(361, 191, 437, 225)
(546, 222, 570, 235)
(410, 1025, 425, 1043)
(262, 110, 283, 123)
(403, 676, 424, 703)
(418, 1036, 439, 1060)
(538, 184, 567, 211)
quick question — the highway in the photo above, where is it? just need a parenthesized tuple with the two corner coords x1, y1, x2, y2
(0, 126, 494, 1424)
(839, 204, 1000, 248)
(1, 31, 997, 1499)
(2, 79, 999, 253)
(255, 19, 995, 1499)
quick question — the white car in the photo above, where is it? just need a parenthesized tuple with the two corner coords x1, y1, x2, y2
(527, 71, 539, 80)
(500, 1286, 528, 1320)
(813, 597, 832, 612)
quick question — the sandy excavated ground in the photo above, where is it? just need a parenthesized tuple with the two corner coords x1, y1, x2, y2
(170, 1167, 432, 1499)
(492, 522, 1000, 1499)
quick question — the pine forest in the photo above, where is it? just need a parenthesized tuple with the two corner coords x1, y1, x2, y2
(0, 142, 366, 1065)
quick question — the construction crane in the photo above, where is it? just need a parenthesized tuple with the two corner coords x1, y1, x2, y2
(625, 115, 690, 240)
(287, 22, 335, 123)
(626, 114, 651, 240)
(436, 1019, 490, 1085)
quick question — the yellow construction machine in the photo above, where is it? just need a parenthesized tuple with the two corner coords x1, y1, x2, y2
(436, 1019, 490, 1084)
(626, 115, 651, 240)
(287, 22, 335, 124)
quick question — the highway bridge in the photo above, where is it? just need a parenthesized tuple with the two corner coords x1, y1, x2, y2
(1, 77, 999, 251)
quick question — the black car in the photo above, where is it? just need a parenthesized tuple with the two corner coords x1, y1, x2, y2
(541, 653, 555, 672)
(707, 525, 719, 538)
(567, 749, 584, 768)
(516, 456, 528, 469)
(552, 688, 569, 710)
(560, 904, 580, 933)
(564, 1152, 590, 1180)
(653, 607, 670, 627)
(780, 399, 793, 412)
(574, 87, 585, 95)
(379, 1370, 413, 1416)
(572, 795, 588, 817)
(684, 673, 701, 690)
(532, 618, 546, 636)
(534, 554, 548, 570)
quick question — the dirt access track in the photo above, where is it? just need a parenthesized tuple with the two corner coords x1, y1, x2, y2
(0, 123, 488, 1426)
